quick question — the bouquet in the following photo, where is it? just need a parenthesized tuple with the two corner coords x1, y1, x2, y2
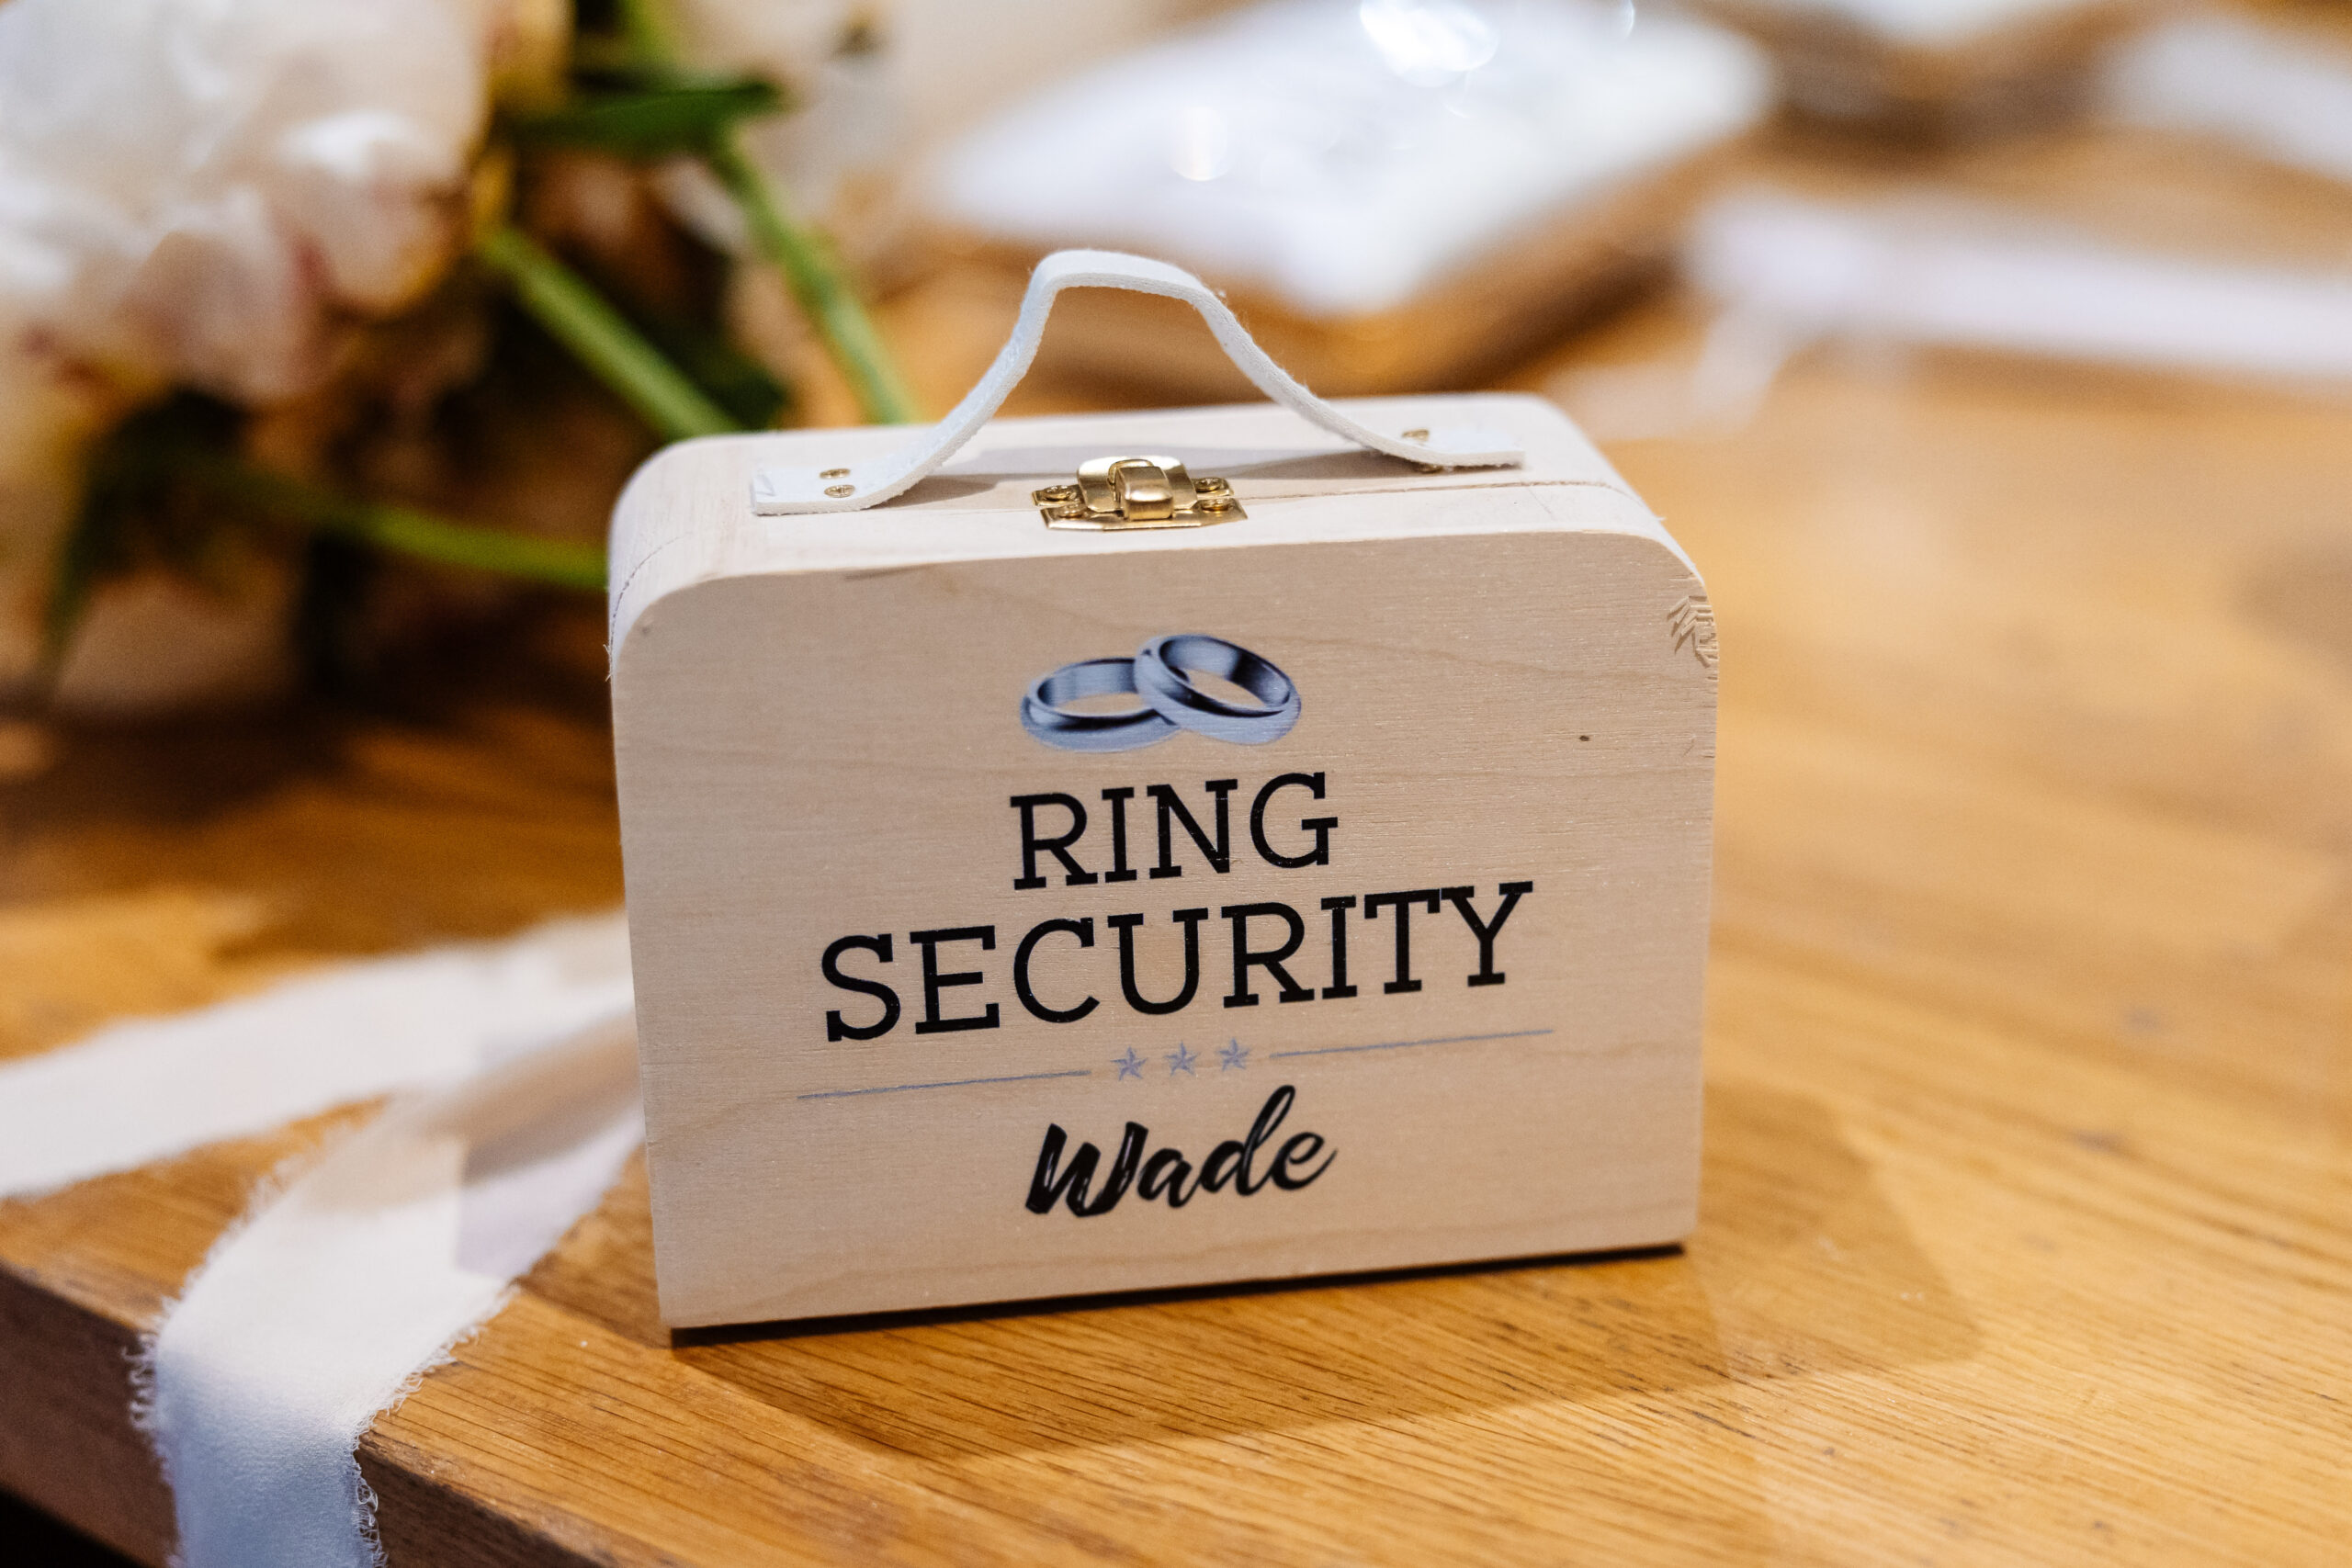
(0, 0, 914, 715)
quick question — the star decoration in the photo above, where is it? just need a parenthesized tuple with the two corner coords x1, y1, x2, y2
(1113, 1047, 1145, 1080)
(1166, 1042, 1198, 1077)
(1219, 1039, 1250, 1071)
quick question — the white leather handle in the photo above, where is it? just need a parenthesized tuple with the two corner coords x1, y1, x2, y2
(748, 250, 1522, 514)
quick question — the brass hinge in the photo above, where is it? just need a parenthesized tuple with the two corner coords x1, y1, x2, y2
(1033, 456, 1244, 530)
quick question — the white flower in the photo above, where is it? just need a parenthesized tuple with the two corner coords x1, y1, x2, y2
(0, 0, 558, 703)
(0, 0, 504, 400)
(664, 0, 898, 235)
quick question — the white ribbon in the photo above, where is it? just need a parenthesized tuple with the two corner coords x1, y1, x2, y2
(0, 913, 631, 1200)
(1684, 189, 2352, 387)
(0, 913, 643, 1568)
(2101, 14, 2352, 189)
(137, 1008, 642, 1568)
(1556, 186, 2352, 441)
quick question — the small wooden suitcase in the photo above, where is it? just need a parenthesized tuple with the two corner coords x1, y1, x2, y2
(609, 254, 1717, 1327)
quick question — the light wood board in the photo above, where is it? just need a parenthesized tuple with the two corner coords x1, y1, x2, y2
(611, 398, 1716, 1325)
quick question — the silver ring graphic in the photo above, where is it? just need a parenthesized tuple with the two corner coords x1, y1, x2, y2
(1133, 635, 1301, 745)
(1019, 657, 1180, 752)
(1023, 635, 1302, 751)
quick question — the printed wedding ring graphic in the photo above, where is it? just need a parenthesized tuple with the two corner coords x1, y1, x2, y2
(1133, 635, 1302, 743)
(1022, 636, 1302, 751)
(1019, 657, 1180, 752)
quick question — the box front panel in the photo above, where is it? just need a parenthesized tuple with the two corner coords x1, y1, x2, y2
(616, 519, 1715, 1325)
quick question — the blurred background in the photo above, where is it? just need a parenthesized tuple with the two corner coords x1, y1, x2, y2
(6, 4, 2351, 1562)
(1, 0, 2347, 728)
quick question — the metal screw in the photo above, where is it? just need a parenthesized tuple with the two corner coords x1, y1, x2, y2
(820, 468, 850, 479)
(825, 484, 854, 498)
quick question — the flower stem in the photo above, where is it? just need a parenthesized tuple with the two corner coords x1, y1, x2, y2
(603, 0, 917, 425)
(612, 0, 675, 62)
(475, 223, 740, 443)
(198, 458, 607, 591)
(703, 137, 920, 424)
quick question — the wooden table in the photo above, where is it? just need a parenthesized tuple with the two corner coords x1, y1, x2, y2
(5, 140, 2350, 1566)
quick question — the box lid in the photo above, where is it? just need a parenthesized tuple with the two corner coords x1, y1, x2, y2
(608, 391, 1690, 663)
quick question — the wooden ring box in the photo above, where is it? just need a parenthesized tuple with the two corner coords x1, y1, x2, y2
(610, 253, 1717, 1327)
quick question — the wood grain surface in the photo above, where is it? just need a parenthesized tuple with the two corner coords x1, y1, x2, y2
(4, 134, 2351, 1564)
(611, 400, 1713, 1325)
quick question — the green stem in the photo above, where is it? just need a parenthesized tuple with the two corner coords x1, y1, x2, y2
(613, 0, 676, 60)
(40, 501, 114, 671)
(598, 0, 914, 423)
(704, 134, 920, 425)
(199, 458, 607, 591)
(475, 224, 740, 443)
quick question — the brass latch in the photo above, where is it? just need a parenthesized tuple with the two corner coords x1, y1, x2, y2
(1033, 456, 1243, 530)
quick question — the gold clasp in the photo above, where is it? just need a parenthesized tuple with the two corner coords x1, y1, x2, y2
(1033, 456, 1244, 530)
